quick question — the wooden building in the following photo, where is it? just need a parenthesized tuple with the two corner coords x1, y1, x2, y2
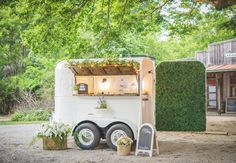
(195, 39, 236, 113)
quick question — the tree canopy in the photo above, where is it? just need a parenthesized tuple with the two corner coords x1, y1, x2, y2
(0, 0, 235, 113)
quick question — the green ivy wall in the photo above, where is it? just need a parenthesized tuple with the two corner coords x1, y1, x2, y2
(156, 61, 206, 131)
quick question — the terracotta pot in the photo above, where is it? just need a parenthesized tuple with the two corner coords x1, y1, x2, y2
(43, 136, 67, 150)
(117, 144, 131, 156)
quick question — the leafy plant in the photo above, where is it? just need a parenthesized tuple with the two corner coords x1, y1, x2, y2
(97, 96, 108, 109)
(30, 122, 71, 146)
(11, 109, 51, 121)
(68, 59, 140, 70)
(117, 136, 133, 146)
(73, 85, 78, 91)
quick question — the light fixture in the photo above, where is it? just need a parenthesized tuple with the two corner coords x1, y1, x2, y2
(99, 78, 109, 94)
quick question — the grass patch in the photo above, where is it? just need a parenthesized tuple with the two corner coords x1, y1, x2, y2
(0, 121, 47, 125)
(11, 109, 51, 121)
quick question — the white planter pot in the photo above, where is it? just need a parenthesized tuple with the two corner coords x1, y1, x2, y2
(94, 108, 111, 117)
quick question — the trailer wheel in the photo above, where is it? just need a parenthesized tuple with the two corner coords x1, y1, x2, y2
(73, 123, 101, 150)
(106, 124, 133, 150)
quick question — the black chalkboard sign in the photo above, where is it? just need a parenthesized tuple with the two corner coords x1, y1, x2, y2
(138, 126, 152, 150)
(226, 97, 236, 113)
(135, 123, 155, 157)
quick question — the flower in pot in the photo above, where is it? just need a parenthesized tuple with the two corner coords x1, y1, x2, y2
(117, 136, 133, 156)
(30, 122, 71, 150)
(96, 96, 107, 109)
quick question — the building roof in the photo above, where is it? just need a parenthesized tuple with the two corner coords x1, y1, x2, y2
(208, 38, 236, 46)
(207, 64, 236, 72)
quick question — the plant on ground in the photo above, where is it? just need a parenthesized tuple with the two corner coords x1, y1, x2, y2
(117, 136, 133, 146)
(30, 122, 71, 146)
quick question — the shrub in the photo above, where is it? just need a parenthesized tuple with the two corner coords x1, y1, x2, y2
(156, 61, 206, 131)
(11, 109, 51, 121)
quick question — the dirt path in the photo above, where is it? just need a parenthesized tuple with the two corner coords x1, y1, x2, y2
(0, 116, 236, 163)
(207, 115, 236, 134)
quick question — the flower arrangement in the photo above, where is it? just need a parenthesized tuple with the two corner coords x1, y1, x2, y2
(30, 122, 71, 149)
(117, 136, 133, 146)
(96, 96, 108, 109)
(117, 136, 133, 156)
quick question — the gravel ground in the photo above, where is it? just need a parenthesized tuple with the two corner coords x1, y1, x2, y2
(0, 116, 236, 163)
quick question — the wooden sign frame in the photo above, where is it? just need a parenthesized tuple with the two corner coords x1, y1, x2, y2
(226, 97, 236, 113)
(135, 123, 158, 157)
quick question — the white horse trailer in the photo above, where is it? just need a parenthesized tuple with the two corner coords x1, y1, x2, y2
(53, 57, 156, 150)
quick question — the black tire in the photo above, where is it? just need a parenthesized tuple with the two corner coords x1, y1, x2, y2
(73, 123, 101, 150)
(106, 124, 133, 150)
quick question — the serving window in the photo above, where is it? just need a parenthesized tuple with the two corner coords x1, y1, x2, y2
(69, 59, 140, 96)
(75, 75, 139, 96)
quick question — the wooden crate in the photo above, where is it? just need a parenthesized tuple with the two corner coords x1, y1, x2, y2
(43, 136, 67, 150)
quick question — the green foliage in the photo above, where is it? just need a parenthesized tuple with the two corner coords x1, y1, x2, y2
(11, 109, 51, 121)
(156, 61, 206, 131)
(219, 6, 236, 37)
(0, 0, 235, 114)
(0, 121, 45, 125)
(69, 58, 140, 70)
(0, 79, 20, 114)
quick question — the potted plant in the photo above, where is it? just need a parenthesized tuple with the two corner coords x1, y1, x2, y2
(73, 85, 78, 94)
(96, 96, 108, 109)
(117, 136, 133, 156)
(95, 96, 110, 116)
(30, 122, 71, 150)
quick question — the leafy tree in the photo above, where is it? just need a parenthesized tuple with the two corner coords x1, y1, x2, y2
(0, 0, 235, 113)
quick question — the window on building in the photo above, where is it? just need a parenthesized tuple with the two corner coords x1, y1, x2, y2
(208, 85, 217, 108)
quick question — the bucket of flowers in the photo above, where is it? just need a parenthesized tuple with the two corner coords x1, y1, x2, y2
(117, 136, 133, 156)
(31, 122, 71, 150)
